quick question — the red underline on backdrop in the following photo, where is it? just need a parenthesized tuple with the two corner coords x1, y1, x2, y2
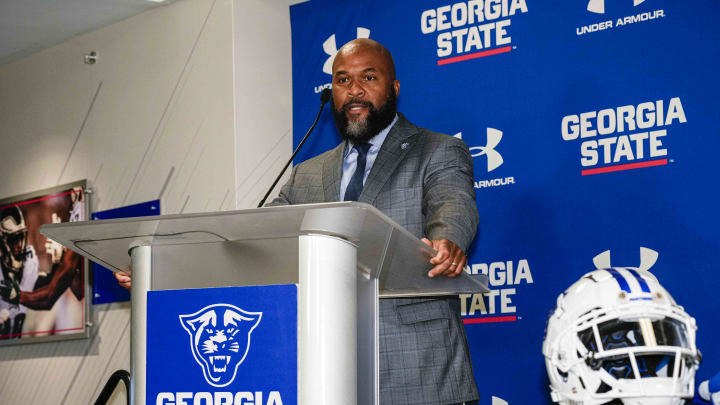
(1, 326, 84, 339)
(581, 158, 668, 176)
(463, 315, 517, 324)
(437, 46, 512, 66)
(0, 190, 73, 211)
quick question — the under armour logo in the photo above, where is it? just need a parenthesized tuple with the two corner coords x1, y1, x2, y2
(455, 128, 504, 172)
(587, 0, 646, 14)
(593, 247, 659, 272)
(322, 27, 371, 75)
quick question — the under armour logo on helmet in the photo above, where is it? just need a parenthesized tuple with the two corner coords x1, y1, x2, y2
(587, 0, 646, 14)
(322, 27, 371, 75)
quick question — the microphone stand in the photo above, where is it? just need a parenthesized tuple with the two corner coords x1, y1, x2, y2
(257, 88, 332, 208)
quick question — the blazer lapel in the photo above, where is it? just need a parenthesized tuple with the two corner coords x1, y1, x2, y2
(359, 114, 418, 204)
(322, 142, 345, 202)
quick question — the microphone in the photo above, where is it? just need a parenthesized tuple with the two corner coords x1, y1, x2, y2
(319, 87, 332, 103)
(257, 88, 332, 208)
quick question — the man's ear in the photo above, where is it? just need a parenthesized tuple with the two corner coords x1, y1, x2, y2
(393, 80, 400, 97)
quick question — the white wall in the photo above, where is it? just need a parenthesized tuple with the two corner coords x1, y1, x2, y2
(0, 0, 293, 403)
(233, 0, 293, 208)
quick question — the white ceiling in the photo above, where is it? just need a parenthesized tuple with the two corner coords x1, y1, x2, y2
(0, 0, 169, 65)
(0, 0, 306, 66)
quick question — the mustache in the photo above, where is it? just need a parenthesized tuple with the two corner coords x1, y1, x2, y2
(342, 99, 374, 112)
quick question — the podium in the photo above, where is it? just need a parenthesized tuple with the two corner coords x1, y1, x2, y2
(41, 202, 488, 405)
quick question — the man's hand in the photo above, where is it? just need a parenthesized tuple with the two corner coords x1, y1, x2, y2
(421, 238, 467, 278)
(0, 278, 21, 305)
(115, 271, 132, 291)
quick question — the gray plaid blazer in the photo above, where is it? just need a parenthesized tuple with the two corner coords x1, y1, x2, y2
(269, 113, 480, 405)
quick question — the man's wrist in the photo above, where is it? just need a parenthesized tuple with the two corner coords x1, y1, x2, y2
(425, 233, 468, 252)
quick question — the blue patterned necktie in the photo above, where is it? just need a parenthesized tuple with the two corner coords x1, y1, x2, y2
(343, 142, 372, 201)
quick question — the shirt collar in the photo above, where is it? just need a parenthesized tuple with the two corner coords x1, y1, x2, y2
(344, 114, 399, 157)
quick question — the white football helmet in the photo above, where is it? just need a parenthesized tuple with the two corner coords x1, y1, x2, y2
(543, 248, 700, 405)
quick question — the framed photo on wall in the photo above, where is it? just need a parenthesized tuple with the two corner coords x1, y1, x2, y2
(0, 180, 90, 345)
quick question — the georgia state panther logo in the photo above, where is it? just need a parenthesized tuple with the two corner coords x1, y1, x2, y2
(179, 304, 262, 387)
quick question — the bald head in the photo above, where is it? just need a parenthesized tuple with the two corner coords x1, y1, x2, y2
(330, 38, 400, 143)
(332, 38, 396, 80)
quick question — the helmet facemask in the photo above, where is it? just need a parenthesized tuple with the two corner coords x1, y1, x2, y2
(575, 307, 699, 402)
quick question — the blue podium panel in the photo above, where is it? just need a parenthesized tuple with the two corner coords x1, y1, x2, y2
(147, 285, 297, 405)
(91, 200, 160, 304)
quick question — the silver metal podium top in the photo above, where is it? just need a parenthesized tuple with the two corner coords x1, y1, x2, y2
(41, 202, 488, 296)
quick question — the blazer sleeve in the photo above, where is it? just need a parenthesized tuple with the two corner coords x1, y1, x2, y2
(265, 167, 296, 207)
(422, 135, 479, 252)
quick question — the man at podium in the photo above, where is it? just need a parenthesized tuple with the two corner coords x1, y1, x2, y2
(268, 39, 480, 405)
(117, 39, 480, 405)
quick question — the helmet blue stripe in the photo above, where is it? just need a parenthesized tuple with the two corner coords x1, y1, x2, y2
(626, 269, 651, 293)
(606, 268, 631, 293)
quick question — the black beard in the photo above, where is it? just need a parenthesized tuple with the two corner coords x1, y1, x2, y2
(332, 89, 397, 143)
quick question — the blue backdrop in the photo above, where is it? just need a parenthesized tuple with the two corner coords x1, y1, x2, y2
(289, 1, 720, 403)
